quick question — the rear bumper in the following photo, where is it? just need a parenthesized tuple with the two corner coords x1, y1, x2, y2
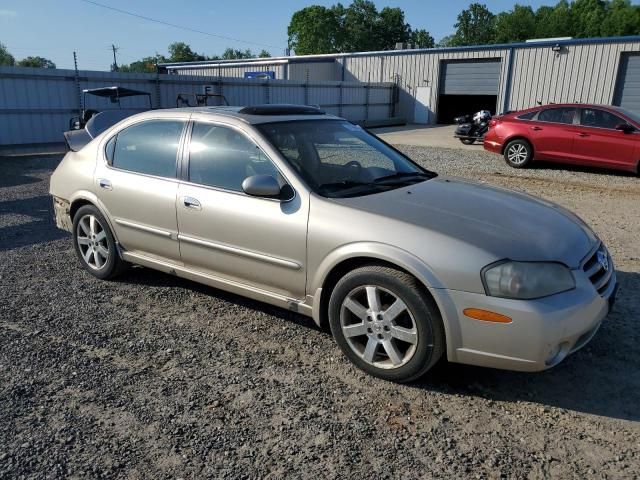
(431, 270, 616, 372)
(483, 138, 502, 154)
(52, 196, 73, 233)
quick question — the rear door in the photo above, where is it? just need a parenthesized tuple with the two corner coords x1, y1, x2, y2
(527, 107, 578, 161)
(571, 108, 639, 170)
(95, 117, 186, 262)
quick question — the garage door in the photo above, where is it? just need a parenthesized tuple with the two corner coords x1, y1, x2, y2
(440, 59, 501, 95)
(614, 53, 640, 113)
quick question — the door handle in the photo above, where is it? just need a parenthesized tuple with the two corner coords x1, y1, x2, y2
(183, 196, 201, 210)
(578, 133, 590, 137)
(98, 178, 112, 190)
(530, 126, 543, 131)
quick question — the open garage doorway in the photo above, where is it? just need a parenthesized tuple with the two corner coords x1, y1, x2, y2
(436, 58, 501, 124)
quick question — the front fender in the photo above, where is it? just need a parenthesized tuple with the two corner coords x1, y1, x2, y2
(310, 241, 445, 295)
(309, 241, 461, 360)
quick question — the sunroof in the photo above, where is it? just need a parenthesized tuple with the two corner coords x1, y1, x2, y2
(238, 104, 325, 115)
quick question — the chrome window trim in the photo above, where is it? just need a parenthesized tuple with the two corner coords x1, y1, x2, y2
(534, 107, 578, 126)
(100, 117, 189, 180)
(578, 107, 634, 132)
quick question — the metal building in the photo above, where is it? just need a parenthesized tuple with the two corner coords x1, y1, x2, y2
(160, 36, 640, 124)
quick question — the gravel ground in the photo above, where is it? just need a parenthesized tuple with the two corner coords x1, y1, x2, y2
(1, 148, 638, 479)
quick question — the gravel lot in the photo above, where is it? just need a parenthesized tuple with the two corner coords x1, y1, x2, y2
(1, 147, 639, 479)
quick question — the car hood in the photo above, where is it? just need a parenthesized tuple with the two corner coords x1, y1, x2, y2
(333, 176, 596, 268)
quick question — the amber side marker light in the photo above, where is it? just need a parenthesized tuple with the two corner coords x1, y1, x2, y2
(463, 308, 512, 324)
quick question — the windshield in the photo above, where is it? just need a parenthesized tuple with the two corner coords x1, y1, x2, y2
(257, 120, 435, 198)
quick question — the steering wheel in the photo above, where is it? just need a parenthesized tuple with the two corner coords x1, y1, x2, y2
(344, 161, 363, 173)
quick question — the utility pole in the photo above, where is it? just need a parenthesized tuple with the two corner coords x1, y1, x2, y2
(73, 51, 82, 117)
(111, 44, 119, 72)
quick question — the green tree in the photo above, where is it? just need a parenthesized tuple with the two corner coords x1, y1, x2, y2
(410, 29, 435, 48)
(570, 0, 607, 37)
(375, 6, 412, 50)
(118, 55, 165, 73)
(534, 1, 574, 39)
(494, 4, 536, 43)
(342, 0, 379, 51)
(287, 5, 343, 55)
(16, 56, 56, 68)
(221, 48, 254, 60)
(168, 42, 206, 62)
(0, 42, 15, 66)
(258, 49, 272, 58)
(436, 34, 457, 47)
(601, 0, 640, 36)
(288, 1, 432, 54)
(451, 3, 496, 46)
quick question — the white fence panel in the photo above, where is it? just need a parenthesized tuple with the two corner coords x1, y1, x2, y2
(0, 66, 395, 152)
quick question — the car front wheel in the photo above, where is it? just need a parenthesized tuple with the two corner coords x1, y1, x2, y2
(72, 205, 127, 280)
(504, 139, 533, 168)
(328, 265, 445, 383)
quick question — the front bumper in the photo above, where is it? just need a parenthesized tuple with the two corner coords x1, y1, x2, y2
(432, 268, 617, 372)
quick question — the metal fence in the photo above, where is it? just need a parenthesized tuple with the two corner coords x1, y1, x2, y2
(0, 66, 395, 154)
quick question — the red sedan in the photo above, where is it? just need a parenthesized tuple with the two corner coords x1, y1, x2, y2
(484, 104, 640, 174)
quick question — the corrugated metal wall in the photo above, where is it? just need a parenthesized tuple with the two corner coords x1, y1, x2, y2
(508, 41, 640, 110)
(0, 66, 393, 151)
(169, 63, 287, 79)
(338, 49, 511, 123)
(160, 39, 640, 124)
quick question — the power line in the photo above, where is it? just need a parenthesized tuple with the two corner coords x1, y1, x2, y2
(78, 0, 282, 50)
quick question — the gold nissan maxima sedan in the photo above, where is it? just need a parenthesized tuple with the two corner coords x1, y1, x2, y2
(50, 105, 617, 382)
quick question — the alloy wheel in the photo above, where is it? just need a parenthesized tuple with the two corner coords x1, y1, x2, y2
(76, 214, 109, 270)
(507, 143, 528, 165)
(340, 285, 418, 369)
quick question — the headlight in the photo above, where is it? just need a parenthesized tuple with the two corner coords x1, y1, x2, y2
(482, 261, 575, 299)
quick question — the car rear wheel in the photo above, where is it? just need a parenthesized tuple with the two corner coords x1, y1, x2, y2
(72, 205, 127, 280)
(328, 265, 445, 383)
(504, 139, 533, 168)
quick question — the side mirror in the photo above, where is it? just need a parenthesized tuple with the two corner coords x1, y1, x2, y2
(242, 174, 284, 199)
(615, 123, 635, 134)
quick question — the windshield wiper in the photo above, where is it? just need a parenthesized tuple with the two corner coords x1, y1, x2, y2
(318, 180, 375, 191)
(373, 171, 434, 184)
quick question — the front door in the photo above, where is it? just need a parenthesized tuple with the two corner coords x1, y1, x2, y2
(176, 121, 308, 300)
(571, 108, 639, 169)
(95, 118, 186, 262)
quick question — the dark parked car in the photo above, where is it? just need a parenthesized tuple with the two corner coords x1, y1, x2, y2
(484, 103, 640, 173)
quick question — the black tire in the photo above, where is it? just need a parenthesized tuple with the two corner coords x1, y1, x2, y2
(72, 205, 128, 280)
(460, 138, 475, 145)
(328, 265, 445, 383)
(503, 139, 533, 168)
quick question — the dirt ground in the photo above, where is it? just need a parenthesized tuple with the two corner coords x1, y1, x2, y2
(0, 147, 638, 479)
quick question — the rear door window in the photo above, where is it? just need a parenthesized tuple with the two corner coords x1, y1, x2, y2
(580, 108, 627, 130)
(109, 120, 185, 178)
(537, 107, 577, 124)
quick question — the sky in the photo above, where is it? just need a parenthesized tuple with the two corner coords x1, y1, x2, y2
(0, 0, 604, 70)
